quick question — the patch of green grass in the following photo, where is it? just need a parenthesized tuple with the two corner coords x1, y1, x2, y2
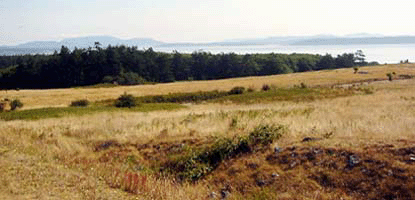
(0, 103, 185, 121)
(72, 83, 119, 89)
(98, 87, 366, 108)
(215, 88, 357, 104)
(137, 90, 230, 104)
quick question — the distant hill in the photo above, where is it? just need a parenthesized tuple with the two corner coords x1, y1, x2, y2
(0, 36, 164, 55)
(219, 34, 337, 45)
(291, 36, 415, 46)
(2, 34, 415, 55)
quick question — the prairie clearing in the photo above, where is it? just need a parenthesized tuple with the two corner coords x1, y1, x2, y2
(1, 64, 415, 199)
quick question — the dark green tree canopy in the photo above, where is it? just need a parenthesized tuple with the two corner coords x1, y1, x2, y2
(0, 45, 371, 89)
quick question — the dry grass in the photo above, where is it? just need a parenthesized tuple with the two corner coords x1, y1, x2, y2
(1, 64, 415, 199)
(1, 64, 414, 109)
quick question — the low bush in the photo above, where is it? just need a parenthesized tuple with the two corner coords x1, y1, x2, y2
(262, 84, 271, 91)
(70, 99, 89, 107)
(165, 124, 286, 181)
(0, 102, 5, 112)
(10, 99, 23, 111)
(228, 86, 246, 95)
(115, 93, 137, 108)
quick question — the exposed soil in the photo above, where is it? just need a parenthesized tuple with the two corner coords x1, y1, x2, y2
(90, 139, 415, 199)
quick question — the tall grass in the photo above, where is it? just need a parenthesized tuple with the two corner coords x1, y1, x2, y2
(1, 75, 415, 199)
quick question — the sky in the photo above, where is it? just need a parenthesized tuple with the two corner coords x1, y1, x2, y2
(1, 0, 415, 45)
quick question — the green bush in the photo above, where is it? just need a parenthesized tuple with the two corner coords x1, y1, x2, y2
(10, 99, 23, 111)
(70, 99, 89, 107)
(167, 124, 286, 181)
(115, 93, 137, 108)
(248, 124, 285, 146)
(228, 86, 245, 95)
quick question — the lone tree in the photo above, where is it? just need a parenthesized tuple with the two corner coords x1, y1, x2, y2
(94, 42, 102, 50)
(386, 73, 393, 81)
(353, 67, 359, 74)
(10, 99, 23, 111)
(355, 50, 366, 66)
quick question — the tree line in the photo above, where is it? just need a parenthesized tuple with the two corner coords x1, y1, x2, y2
(0, 44, 374, 89)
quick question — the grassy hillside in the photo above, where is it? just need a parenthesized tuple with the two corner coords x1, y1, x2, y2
(1, 64, 415, 199)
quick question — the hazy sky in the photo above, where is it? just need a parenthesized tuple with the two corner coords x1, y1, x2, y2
(1, 0, 415, 45)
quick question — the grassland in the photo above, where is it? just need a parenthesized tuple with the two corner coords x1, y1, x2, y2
(1, 64, 414, 109)
(1, 64, 415, 199)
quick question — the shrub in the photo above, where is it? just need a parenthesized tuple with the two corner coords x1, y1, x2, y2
(228, 86, 245, 95)
(353, 67, 359, 74)
(262, 84, 271, 91)
(168, 124, 286, 181)
(386, 73, 393, 81)
(0, 102, 5, 112)
(115, 92, 137, 108)
(10, 99, 23, 111)
(247, 87, 255, 93)
(70, 99, 89, 107)
(116, 72, 146, 85)
(248, 124, 285, 146)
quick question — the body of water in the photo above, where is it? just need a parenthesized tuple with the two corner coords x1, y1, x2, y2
(153, 44, 415, 64)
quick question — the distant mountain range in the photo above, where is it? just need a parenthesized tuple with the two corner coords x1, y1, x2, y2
(1, 34, 415, 55)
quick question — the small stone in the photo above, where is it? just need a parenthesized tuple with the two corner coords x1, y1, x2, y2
(274, 147, 283, 153)
(271, 173, 279, 178)
(220, 189, 230, 199)
(347, 155, 360, 168)
(289, 161, 297, 168)
(208, 192, 217, 199)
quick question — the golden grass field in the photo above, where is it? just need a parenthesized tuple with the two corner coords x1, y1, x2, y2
(1, 64, 415, 199)
(1, 64, 414, 109)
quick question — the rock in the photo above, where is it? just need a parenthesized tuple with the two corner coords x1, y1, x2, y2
(289, 161, 297, 168)
(302, 137, 322, 142)
(220, 189, 230, 199)
(274, 147, 283, 153)
(313, 148, 323, 154)
(347, 155, 360, 169)
(94, 140, 119, 151)
(208, 192, 217, 199)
